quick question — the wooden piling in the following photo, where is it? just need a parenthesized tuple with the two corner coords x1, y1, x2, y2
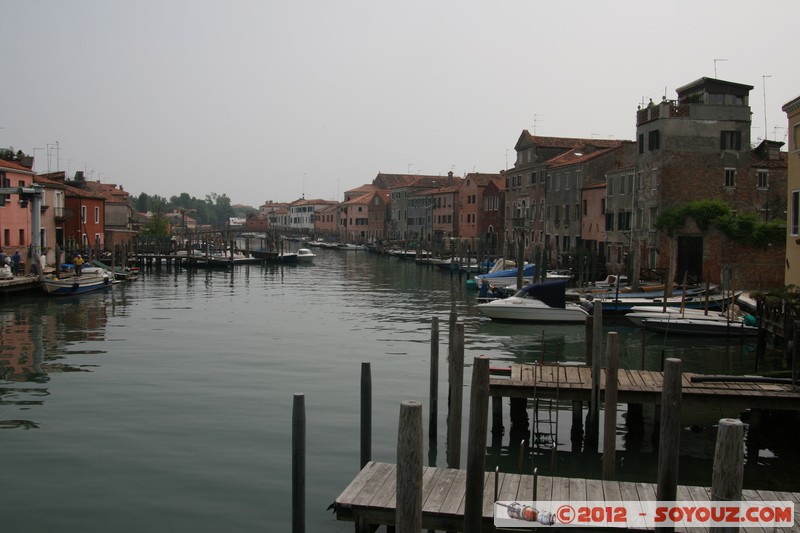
(492, 396, 503, 436)
(711, 418, 745, 510)
(586, 302, 603, 447)
(656, 358, 682, 504)
(464, 356, 490, 533)
(360, 362, 372, 469)
(602, 332, 619, 480)
(429, 317, 439, 443)
(447, 322, 465, 469)
(584, 315, 594, 366)
(397, 400, 423, 533)
(292, 393, 305, 533)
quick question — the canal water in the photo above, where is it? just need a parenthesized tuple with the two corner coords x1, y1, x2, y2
(1, 248, 797, 532)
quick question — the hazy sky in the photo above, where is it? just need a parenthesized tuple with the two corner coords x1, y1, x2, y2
(2, 1, 798, 207)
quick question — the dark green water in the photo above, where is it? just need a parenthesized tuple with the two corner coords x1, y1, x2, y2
(1, 249, 797, 532)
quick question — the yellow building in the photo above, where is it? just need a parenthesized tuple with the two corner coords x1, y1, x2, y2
(783, 94, 800, 286)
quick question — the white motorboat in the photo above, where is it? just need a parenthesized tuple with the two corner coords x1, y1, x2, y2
(477, 280, 591, 323)
(625, 306, 731, 327)
(642, 316, 758, 336)
(296, 248, 315, 262)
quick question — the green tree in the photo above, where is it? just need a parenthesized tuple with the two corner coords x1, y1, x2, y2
(140, 197, 169, 236)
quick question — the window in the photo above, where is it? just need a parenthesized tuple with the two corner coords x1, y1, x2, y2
(601, 198, 606, 214)
(757, 170, 768, 189)
(793, 191, 800, 236)
(94, 206, 100, 223)
(724, 168, 736, 188)
(648, 129, 660, 151)
(650, 207, 659, 229)
(607, 177, 614, 196)
(81, 205, 87, 223)
(720, 130, 742, 151)
(583, 200, 588, 216)
(18, 229, 24, 245)
(605, 213, 614, 231)
(793, 123, 800, 152)
(638, 133, 644, 154)
(564, 204, 570, 223)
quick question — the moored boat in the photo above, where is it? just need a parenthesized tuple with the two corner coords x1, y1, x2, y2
(642, 316, 758, 336)
(296, 248, 315, 262)
(41, 272, 114, 295)
(477, 280, 591, 323)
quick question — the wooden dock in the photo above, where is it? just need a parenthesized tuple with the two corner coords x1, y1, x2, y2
(334, 461, 800, 532)
(490, 364, 800, 411)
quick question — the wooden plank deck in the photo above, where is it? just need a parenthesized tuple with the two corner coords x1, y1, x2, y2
(490, 364, 800, 411)
(334, 461, 800, 532)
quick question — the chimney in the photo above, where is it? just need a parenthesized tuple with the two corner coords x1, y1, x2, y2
(74, 171, 85, 182)
(19, 156, 34, 169)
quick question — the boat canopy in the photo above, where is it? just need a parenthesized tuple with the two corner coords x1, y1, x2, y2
(476, 263, 535, 280)
(513, 280, 568, 308)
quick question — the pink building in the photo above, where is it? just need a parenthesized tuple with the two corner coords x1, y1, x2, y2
(0, 159, 36, 258)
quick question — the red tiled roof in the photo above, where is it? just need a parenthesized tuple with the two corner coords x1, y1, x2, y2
(546, 146, 618, 168)
(515, 130, 626, 151)
(0, 159, 34, 173)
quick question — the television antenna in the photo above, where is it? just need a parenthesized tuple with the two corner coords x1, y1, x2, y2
(713, 58, 727, 78)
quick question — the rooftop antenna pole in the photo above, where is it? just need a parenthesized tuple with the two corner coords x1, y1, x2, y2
(713, 58, 727, 78)
(533, 113, 542, 136)
(762, 75, 772, 141)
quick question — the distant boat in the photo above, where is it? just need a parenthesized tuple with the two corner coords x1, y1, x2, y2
(41, 272, 114, 296)
(477, 280, 590, 323)
(91, 259, 138, 281)
(296, 248, 315, 262)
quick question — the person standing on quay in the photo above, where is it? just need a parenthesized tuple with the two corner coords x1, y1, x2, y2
(11, 250, 20, 276)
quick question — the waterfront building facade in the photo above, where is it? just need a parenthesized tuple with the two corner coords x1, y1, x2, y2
(783, 94, 800, 286)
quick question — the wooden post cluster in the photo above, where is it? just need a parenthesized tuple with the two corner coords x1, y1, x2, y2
(397, 400, 423, 532)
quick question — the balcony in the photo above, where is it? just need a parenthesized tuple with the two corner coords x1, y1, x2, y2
(511, 217, 529, 230)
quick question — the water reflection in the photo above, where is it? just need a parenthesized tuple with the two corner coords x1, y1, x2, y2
(0, 290, 125, 429)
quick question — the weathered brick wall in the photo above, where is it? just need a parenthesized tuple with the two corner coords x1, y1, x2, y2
(657, 223, 785, 290)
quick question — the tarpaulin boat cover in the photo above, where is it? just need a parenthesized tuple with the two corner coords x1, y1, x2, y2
(515, 280, 568, 308)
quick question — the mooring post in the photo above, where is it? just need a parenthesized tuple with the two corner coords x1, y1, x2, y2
(464, 356, 491, 533)
(602, 332, 619, 480)
(447, 322, 465, 469)
(397, 400, 423, 533)
(656, 358, 682, 505)
(586, 302, 602, 447)
(292, 393, 305, 533)
(584, 315, 594, 366)
(491, 396, 503, 436)
(429, 317, 439, 443)
(711, 418, 745, 533)
(360, 362, 372, 469)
